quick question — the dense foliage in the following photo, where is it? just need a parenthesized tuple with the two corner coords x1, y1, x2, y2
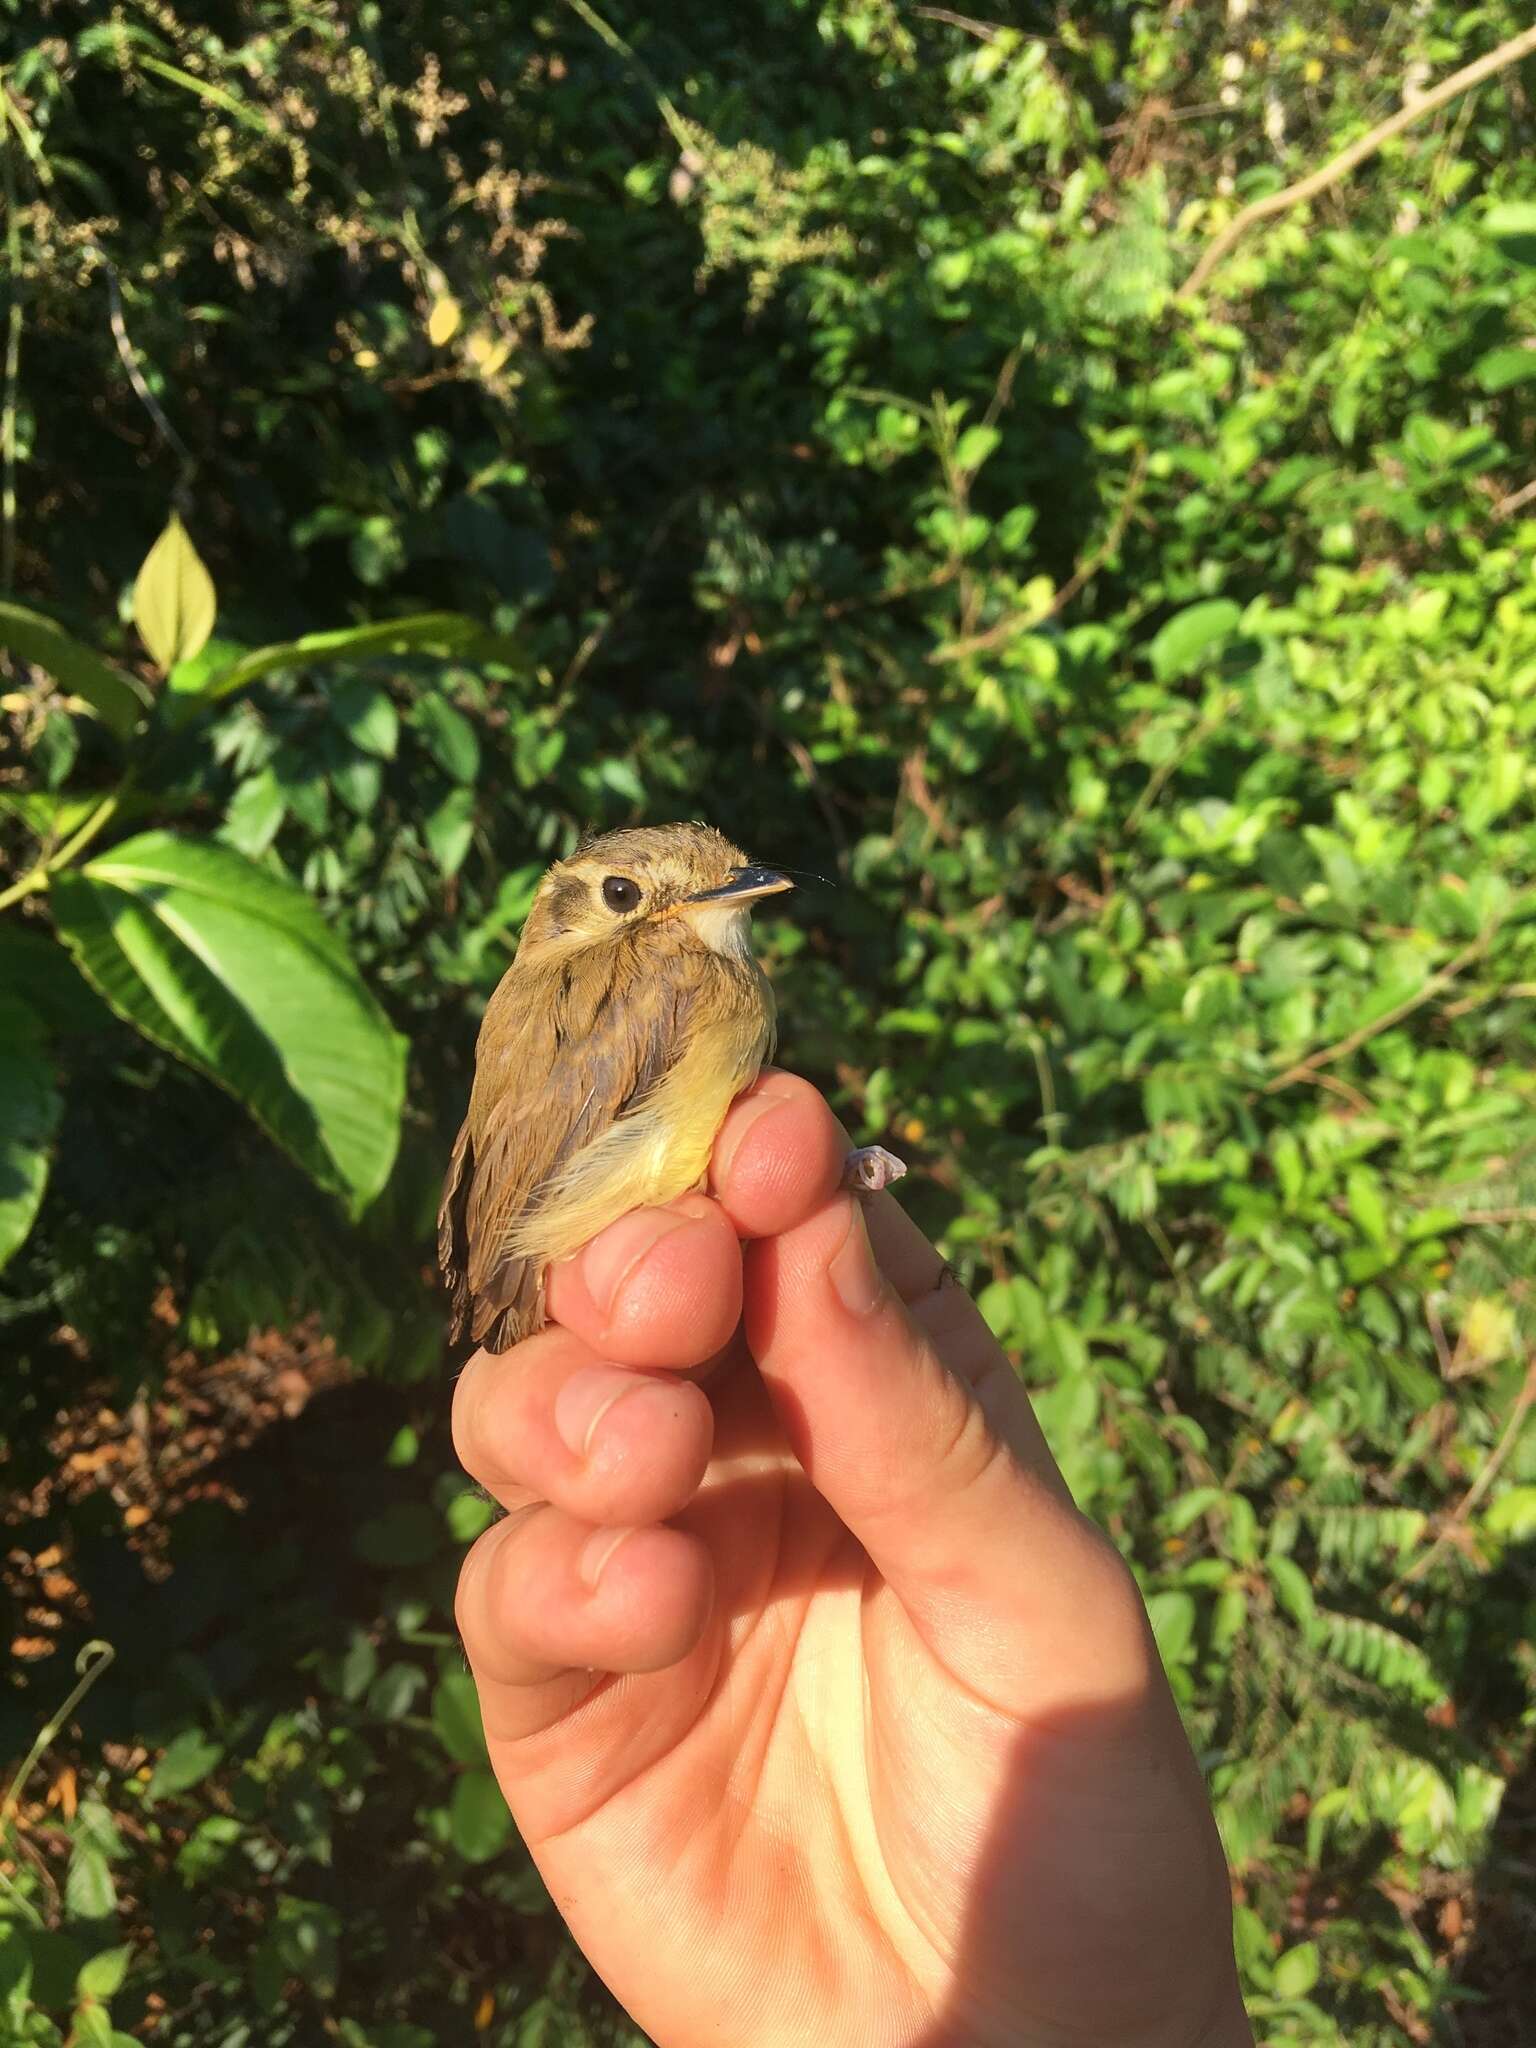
(3, 3, 1535, 2041)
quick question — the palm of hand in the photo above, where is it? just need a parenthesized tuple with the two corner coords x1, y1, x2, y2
(456, 1077, 1246, 2048)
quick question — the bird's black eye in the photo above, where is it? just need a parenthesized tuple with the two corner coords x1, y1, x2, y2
(601, 875, 642, 914)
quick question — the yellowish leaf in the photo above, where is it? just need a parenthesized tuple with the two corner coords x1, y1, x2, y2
(133, 513, 217, 675)
(1461, 1297, 1517, 1370)
(427, 295, 463, 346)
(464, 325, 513, 375)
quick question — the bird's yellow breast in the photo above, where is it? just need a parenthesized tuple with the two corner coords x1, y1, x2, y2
(502, 964, 773, 1265)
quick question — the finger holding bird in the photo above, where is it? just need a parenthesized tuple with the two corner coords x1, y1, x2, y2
(439, 822, 904, 1357)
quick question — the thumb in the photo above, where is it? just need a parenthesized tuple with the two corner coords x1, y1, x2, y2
(743, 1194, 1153, 1717)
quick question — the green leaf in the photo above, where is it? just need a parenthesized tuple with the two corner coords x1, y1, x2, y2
(51, 832, 406, 1214)
(63, 1846, 117, 1921)
(0, 1929, 31, 2017)
(132, 513, 217, 673)
(146, 1729, 224, 1801)
(0, 601, 150, 737)
(198, 614, 513, 704)
(954, 423, 1001, 472)
(75, 1948, 131, 2001)
(425, 787, 476, 877)
(1473, 345, 1536, 393)
(1148, 599, 1241, 680)
(432, 1671, 489, 1767)
(74, 2002, 114, 2048)
(1266, 1554, 1318, 1642)
(327, 679, 399, 760)
(1345, 1166, 1390, 1248)
(1484, 201, 1536, 266)
(221, 768, 287, 857)
(367, 1663, 428, 1721)
(1482, 1486, 1536, 1541)
(1271, 1941, 1320, 2000)
(447, 1768, 512, 1862)
(1145, 1589, 1196, 1668)
(413, 694, 481, 781)
(0, 996, 63, 1271)
(445, 1487, 496, 1544)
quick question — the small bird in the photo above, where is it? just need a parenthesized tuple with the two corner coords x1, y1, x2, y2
(439, 822, 903, 1355)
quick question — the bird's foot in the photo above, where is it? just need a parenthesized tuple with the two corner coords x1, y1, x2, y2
(841, 1145, 908, 1195)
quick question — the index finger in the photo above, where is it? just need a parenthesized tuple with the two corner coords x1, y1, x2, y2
(707, 1068, 846, 1237)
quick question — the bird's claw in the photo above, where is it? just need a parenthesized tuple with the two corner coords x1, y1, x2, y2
(841, 1145, 908, 1195)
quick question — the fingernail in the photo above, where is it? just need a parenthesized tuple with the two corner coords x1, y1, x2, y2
(555, 1364, 640, 1460)
(579, 1525, 635, 1590)
(829, 1204, 885, 1317)
(583, 1209, 691, 1317)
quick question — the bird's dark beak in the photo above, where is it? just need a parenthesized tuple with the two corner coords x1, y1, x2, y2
(687, 865, 795, 904)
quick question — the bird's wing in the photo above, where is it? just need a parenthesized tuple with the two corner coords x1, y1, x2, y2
(438, 938, 713, 1351)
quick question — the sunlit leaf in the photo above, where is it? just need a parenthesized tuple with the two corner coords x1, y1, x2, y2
(1148, 600, 1241, 680)
(0, 602, 150, 737)
(132, 513, 217, 674)
(51, 832, 406, 1213)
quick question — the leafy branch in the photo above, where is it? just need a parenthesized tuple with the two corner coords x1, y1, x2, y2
(1176, 24, 1536, 301)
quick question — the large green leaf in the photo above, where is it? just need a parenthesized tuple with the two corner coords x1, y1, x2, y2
(50, 832, 406, 1213)
(1148, 599, 1242, 681)
(0, 996, 62, 1271)
(446, 1769, 513, 1863)
(0, 602, 150, 738)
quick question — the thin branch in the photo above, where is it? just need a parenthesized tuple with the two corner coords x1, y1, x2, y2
(557, 488, 695, 693)
(0, 1640, 116, 1831)
(1493, 476, 1536, 522)
(559, 0, 696, 155)
(98, 251, 195, 483)
(931, 445, 1148, 663)
(0, 84, 24, 594)
(1396, 1356, 1536, 1589)
(0, 783, 129, 915)
(1263, 928, 1495, 1096)
(912, 7, 1005, 43)
(1176, 25, 1536, 301)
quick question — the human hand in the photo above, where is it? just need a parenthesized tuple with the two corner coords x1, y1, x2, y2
(453, 1072, 1252, 2048)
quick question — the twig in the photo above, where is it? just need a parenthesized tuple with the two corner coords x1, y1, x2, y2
(731, 683, 850, 867)
(1176, 25, 1536, 301)
(821, 562, 956, 620)
(1306, 1069, 1374, 1117)
(931, 445, 1148, 662)
(1445, 1207, 1536, 1228)
(98, 251, 195, 495)
(0, 84, 24, 594)
(912, 7, 1005, 42)
(1263, 929, 1495, 1096)
(559, 0, 696, 156)
(1124, 687, 1237, 833)
(898, 746, 957, 845)
(0, 783, 130, 915)
(1493, 477, 1536, 522)
(0, 1637, 115, 1927)
(558, 487, 695, 692)
(1395, 1356, 1536, 1588)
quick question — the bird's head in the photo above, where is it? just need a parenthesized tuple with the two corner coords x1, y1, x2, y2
(517, 822, 794, 964)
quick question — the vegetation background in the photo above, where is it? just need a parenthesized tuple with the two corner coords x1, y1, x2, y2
(3, 2, 1535, 2042)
